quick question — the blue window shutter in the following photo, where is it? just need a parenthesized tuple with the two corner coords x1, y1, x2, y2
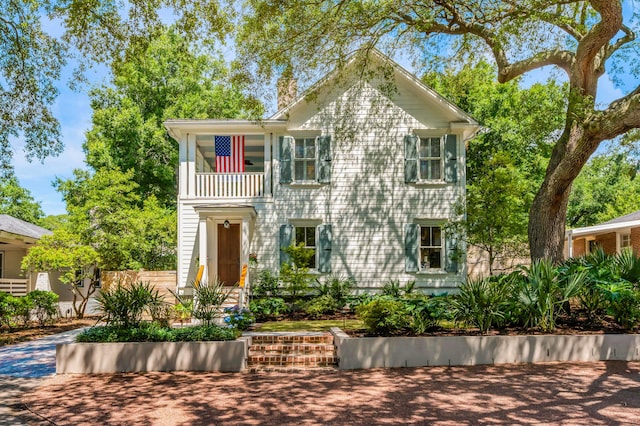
(316, 135, 331, 183)
(446, 231, 459, 273)
(405, 224, 419, 272)
(404, 135, 418, 183)
(317, 224, 332, 273)
(279, 136, 292, 184)
(279, 224, 294, 266)
(445, 134, 457, 183)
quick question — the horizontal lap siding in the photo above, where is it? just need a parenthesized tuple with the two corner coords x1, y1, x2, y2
(270, 83, 462, 291)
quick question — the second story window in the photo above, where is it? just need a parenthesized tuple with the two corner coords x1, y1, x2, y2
(419, 137, 442, 181)
(294, 138, 316, 181)
(279, 135, 331, 185)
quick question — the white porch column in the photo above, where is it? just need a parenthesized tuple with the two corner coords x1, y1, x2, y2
(264, 133, 272, 196)
(567, 230, 574, 258)
(187, 133, 196, 198)
(199, 216, 208, 283)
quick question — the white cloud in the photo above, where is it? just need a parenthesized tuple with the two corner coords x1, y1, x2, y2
(596, 73, 625, 107)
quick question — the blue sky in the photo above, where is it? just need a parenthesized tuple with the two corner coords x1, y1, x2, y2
(10, 17, 635, 217)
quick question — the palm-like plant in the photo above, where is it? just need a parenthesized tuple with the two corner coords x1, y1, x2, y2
(515, 260, 585, 332)
(451, 276, 511, 334)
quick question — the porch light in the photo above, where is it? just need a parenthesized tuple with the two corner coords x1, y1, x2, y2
(223, 220, 230, 229)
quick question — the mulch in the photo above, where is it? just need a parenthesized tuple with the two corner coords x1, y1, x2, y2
(23, 361, 640, 425)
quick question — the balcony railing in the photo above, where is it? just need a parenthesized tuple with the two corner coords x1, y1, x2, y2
(195, 172, 265, 198)
(0, 278, 28, 296)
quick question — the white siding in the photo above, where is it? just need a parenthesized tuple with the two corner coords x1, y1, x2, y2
(176, 80, 469, 293)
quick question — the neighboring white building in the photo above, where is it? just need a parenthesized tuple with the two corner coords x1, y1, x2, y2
(165, 51, 480, 294)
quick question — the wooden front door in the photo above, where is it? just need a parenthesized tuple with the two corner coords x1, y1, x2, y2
(218, 223, 240, 285)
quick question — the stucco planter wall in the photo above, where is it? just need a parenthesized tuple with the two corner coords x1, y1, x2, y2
(331, 328, 640, 370)
(57, 339, 248, 374)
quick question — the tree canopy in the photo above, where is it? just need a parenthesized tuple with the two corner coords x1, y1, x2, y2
(1, 0, 229, 171)
(236, 0, 640, 262)
(425, 61, 566, 273)
(84, 28, 261, 207)
(0, 175, 45, 224)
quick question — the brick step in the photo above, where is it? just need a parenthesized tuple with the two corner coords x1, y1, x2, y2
(250, 334, 334, 345)
(248, 354, 338, 368)
(248, 366, 338, 373)
(250, 343, 336, 355)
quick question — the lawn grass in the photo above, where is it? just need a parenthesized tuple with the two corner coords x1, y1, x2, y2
(254, 319, 364, 332)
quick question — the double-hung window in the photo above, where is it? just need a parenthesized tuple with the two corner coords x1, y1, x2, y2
(294, 138, 316, 181)
(419, 137, 442, 181)
(295, 225, 317, 269)
(420, 225, 443, 270)
(404, 134, 457, 184)
(621, 233, 631, 250)
(279, 135, 332, 184)
(405, 222, 458, 273)
(279, 222, 333, 272)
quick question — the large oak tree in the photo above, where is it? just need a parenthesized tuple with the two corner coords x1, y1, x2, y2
(0, 0, 228, 171)
(236, 0, 640, 262)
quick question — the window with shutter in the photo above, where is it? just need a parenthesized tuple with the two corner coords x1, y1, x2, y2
(406, 134, 458, 184)
(406, 221, 459, 274)
(280, 134, 331, 185)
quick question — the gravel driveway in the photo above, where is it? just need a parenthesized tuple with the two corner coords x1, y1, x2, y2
(22, 361, 640, 425)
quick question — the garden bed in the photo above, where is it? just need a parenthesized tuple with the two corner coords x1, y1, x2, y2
(56, 339, 249, 373)
(331, 327, 640, 369)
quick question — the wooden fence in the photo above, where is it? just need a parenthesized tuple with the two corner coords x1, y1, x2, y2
(101, 270, 178, 302)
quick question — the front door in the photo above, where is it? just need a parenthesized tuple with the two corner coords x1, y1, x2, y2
(218, 223, 240, 285)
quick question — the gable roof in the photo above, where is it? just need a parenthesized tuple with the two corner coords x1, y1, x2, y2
(0, 214, 52, 240)
(601, 210, 640, 225)
(270, 48, 479, 129)
(566, 209, 640, 238)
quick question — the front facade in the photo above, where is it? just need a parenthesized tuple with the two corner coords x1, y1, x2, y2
(565, 210, 640, 258)
(167, 53, 480, 294)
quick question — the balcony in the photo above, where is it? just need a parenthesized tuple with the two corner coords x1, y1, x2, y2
(195, 172, 265, 198)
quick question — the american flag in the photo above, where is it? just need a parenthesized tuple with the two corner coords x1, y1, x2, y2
(215, 135, 245, 172)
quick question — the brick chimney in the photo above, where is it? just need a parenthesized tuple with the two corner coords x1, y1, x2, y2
(277, 77, 297, 111)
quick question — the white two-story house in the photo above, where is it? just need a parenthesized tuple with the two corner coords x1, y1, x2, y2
(165, 51, 480, 295)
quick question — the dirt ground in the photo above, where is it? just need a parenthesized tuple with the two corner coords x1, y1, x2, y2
(23, 361, 640, 425)
(0, 317, 97, 346)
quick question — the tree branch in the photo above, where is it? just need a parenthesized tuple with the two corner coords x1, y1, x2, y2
(587, 85, 640, 142)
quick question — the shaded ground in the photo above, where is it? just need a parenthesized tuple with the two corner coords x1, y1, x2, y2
(1, 318, 97, 347)
(24, 361, 640, 425)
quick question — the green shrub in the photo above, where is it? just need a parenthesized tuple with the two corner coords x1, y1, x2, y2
(223, 305, 255, 330)
(11, 296, 32, 327)
(405, 295, 451, 334)
(95, 281, 164, 327)
(192, 277, 231, 326)
(598, 281, 640, 329)
(513, 260, 585, 332)
(0, 292, 16, 329)
(27, 290, 59, 326)
(249, 297, 290, 321)
(304, 294, 339, 318)
(314, 275, 355, 308)
(253, 270, 282, 297)
(381, 279, 416, 298)
(76, 323, 239, 343)
(356, 297, 409, 335)
(346, 293, 373, 311)
(451, 276, 511, 333)
(280, 243, 315, 309)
